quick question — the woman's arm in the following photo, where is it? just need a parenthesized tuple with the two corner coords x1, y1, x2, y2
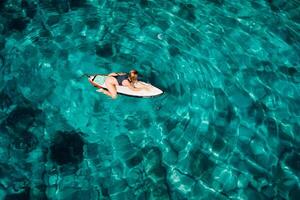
(122, 80, 144, 91)
(108, 72, 117, 76)
(108, 72, 127, 76)
(126, 84, 144, 91)
(124, 81, 151, 91)
(134, 82, 151, 90)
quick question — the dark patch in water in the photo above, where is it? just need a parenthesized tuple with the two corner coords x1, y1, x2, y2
(101, 186, 109, 197)
(40, 47, 55, 58)
(86, 18, 100, 29)
(126, 151, 143, 167)
(46, 15, 60, 26)
(207, 0, 224, 6)
(5, 186, 30, 200)
(34, 184, 48, 200)
(275, 26, 299, 45)
(9, 17, 29, 32)
(190, 32, 201, 43)
(243, 187, 267, 200)
(1, 80, 32, 106)
(22, 45, 38, 59)
(251, 1, 263, 9)
(164, 118, 179, 132)
(59, 49, 69, 59)
(252, 59, 273, 71)
(189, 149, 214, 177)
(96, 43, 113, 57)
(51, 0, 70, 13)
(226, 106, 235, 123)
(140, 0, 149, 7)
(156, 19, 169, 31)
(0, 1, 6, 10)
(13, 130, 38, 152)
(288, 10, 300, 24)
(5, 107, 40, 132)
(2, 106, 41, 152)
(284, 152, 300, 172)
(69, 0, 87, 8)
(266, 0, 287, 12)
(264, 117, 278, 137)
(289, 185, 300, 200)
(248, 102, 267, 125)
(214, 88, 230, 110)
(168, 46, 181, 57)
(0, 91, 13, 110)
(150, 164, 167, 179)
(50, 131, 84, 165)
(21, 0, 37, 19)
(0, 37, 5, 49)
(142, 146, 162, 161)
(278, 66, 297, 76)
(178, 3, 196, 22)
(0, 163, 11, 178)
(213, 137, 225, 152)
(293, 123, 300, 138)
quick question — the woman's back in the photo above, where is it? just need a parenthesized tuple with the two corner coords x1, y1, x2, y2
(113, 74, 129, 86)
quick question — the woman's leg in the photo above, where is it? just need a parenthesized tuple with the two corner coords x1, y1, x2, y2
(99, 77, 117, 99)
(105, 83, 117, 99)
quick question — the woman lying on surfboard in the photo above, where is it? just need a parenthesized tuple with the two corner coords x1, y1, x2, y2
(97, 69, 151, 99)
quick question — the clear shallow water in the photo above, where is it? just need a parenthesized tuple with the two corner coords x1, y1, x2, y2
(0, 0, 300, 199)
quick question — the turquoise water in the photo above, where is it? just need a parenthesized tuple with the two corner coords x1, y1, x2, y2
(0, 0, 300, 199)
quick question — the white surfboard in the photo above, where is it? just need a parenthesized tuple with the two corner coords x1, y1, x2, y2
(88, 75, 163, 98)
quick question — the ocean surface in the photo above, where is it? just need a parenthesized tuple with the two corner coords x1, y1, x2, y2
(0, 0, 300, 199)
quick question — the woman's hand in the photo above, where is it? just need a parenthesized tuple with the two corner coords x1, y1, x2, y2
(133, 82, 152, 91)
(123, 81, 151, 91)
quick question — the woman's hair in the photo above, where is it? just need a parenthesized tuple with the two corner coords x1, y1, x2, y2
(128, 69, 138, 82)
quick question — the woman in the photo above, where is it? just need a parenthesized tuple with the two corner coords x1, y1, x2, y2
(97, 69, 150, 99)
